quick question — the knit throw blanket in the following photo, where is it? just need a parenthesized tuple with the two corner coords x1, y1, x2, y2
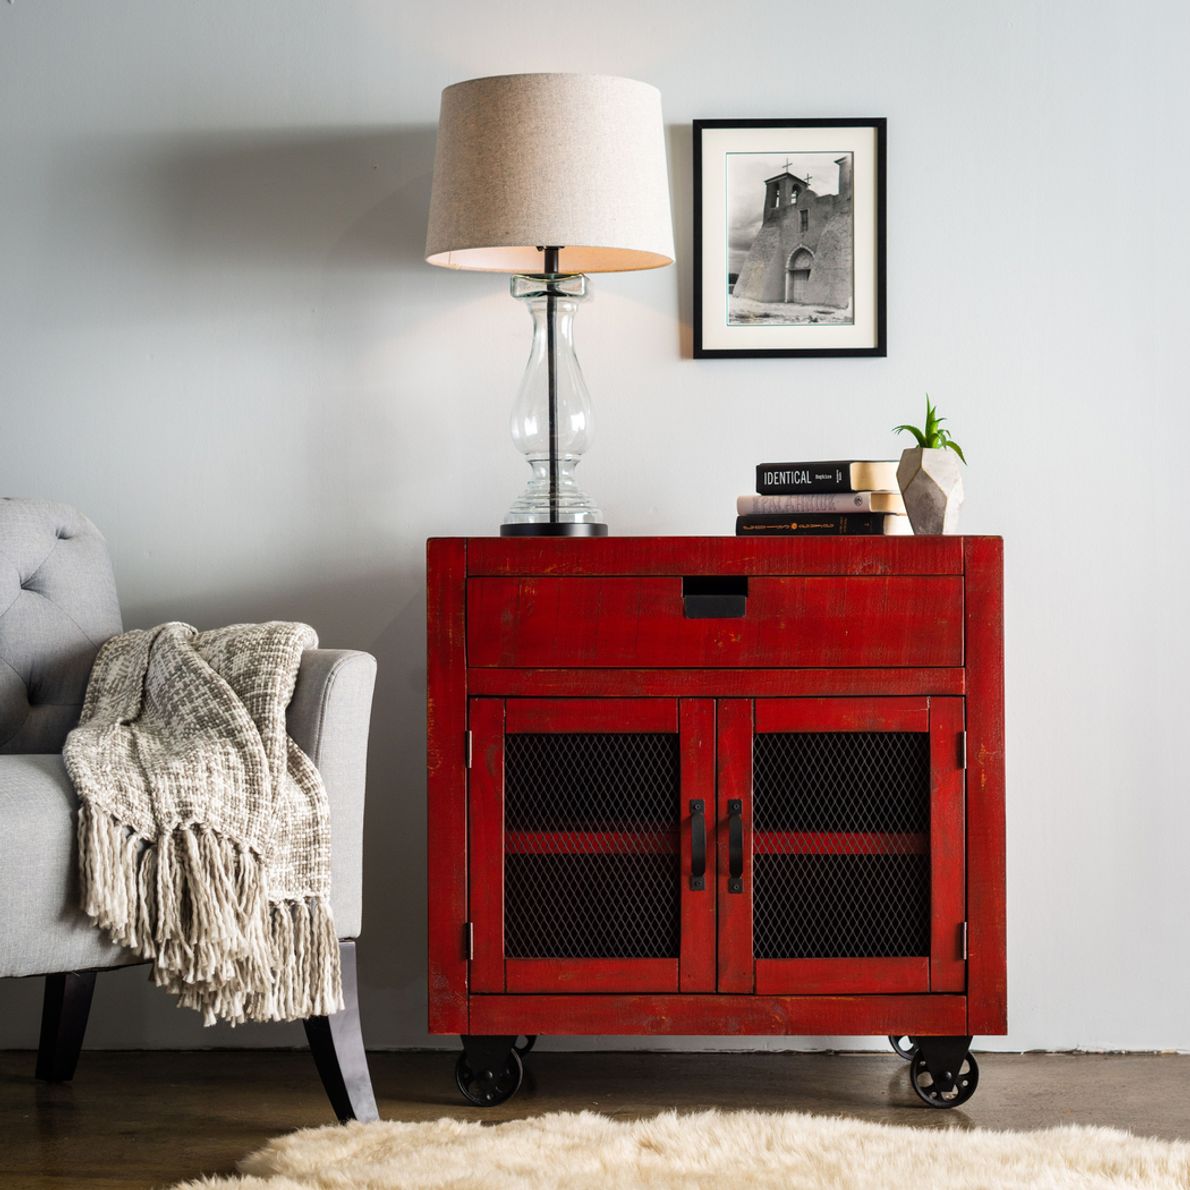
(63, 621, 342, 1026)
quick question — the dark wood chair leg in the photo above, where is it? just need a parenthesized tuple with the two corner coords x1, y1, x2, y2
(303, 940, 378, 1123)
(36, 970, 97, 1082)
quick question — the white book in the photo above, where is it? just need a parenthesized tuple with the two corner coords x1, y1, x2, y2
(737, 491, 906, 516)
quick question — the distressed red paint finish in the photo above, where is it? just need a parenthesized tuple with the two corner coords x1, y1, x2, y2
(468, 576, 964, 669)
(426, 537, 1006, 1043)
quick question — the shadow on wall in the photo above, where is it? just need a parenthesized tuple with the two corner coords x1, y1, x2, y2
(34, 120, 458, 540)
(85, 127, 445, 1045)
(48, 125, 437, 278)
(666, 123, 694, 359)
(0, 125, 452, 1049)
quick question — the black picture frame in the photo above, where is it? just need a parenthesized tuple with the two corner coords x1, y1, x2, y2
(692, 118, 886, 359)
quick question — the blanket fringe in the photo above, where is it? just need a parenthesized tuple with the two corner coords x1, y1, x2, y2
(78, 804, 343, 1026)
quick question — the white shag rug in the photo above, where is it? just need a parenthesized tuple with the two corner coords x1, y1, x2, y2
(175, 1109, 1190, 1189)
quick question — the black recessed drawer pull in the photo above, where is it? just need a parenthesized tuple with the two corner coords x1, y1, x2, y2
(682, 575, 748, 619)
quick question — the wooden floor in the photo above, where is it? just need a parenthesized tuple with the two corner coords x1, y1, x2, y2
(3, 1050, 1188, 1187)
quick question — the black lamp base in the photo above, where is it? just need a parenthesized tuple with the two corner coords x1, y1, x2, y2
(500, 522, 609, 537)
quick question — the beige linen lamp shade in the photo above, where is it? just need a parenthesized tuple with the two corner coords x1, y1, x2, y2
(425, 73, 675, 274)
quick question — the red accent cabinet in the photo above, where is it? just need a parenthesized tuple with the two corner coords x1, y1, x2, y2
(427, 537, 1005, 1108)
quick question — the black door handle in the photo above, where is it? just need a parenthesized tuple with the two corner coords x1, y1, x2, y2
(728, 798, 743, 894)
(689, 799, 706, 891)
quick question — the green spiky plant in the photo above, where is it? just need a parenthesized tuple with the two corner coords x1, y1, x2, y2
(893, 395, 966, 463)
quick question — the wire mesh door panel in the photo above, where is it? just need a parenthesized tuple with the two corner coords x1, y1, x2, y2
(469, 698, 711, 994)
(728, 698, 966, 995)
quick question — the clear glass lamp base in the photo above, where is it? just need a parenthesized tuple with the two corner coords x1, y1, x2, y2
(501, 459, 608, 537)
(500, 272, 608, 538)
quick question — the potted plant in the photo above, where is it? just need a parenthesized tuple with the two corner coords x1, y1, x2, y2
(893, 396, 966, 534)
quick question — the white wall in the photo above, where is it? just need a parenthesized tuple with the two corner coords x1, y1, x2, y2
(1, 0, 1187, 1054)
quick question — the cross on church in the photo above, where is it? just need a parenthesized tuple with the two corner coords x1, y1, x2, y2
(783, 158, 810, 185)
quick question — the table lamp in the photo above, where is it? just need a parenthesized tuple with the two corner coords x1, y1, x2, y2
(425, 73, 674, 536)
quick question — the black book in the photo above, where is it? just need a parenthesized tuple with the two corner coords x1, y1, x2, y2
(736, 512, 912, 537)
(756, 459, 899, 495)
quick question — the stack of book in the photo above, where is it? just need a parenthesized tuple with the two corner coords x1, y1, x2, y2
(736, 460, 912, 536)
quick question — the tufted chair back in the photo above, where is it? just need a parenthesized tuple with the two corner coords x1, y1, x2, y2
(0, 499, 122, 753)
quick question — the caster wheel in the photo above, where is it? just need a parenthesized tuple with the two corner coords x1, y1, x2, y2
(910, 1050, 979, 1108)
(889, 1035, 919, 1061)
(514, 1035, 537, 1057)
(454, 1049, 523, 1107)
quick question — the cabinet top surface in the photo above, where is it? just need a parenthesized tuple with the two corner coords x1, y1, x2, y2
(427, 536, 1002, 579)
(427, 535, 1003, 544)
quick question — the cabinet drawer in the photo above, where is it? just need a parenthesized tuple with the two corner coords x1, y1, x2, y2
(467, 576, 963, 668)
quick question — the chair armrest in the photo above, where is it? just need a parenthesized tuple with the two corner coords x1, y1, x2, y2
(288, 649, 377, 939)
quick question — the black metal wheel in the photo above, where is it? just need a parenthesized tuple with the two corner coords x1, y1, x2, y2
(910, 1050, 979, 1108)
(454, 1049, 523, 1107)
(514, 1035, 537, 1057)
(889, 1034, 919, 1061)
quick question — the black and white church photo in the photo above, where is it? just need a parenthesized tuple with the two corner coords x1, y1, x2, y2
(694, 119, 886, 358)
(728, 152, 854, 326)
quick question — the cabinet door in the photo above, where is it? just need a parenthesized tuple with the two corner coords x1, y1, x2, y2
(718, 697, 966, 995)
(469, 698, 715, 994)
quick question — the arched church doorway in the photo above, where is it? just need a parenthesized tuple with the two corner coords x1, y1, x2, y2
(786, 247, 813, 303)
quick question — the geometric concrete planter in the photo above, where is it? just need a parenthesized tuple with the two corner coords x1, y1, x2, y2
(897, 447, 964, 535)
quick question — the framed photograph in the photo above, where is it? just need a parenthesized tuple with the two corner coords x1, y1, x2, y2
(693, 118, 886, 358)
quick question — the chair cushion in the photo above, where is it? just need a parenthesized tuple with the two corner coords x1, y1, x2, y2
(0, 499, 123, 754)
(0, 754, 134, 978)
(0, 734, 365, 979)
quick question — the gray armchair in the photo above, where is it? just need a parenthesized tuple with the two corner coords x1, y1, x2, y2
(0, 498, 378, 1121)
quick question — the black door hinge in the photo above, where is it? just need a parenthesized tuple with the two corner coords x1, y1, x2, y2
(463, 921, 473, 960)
